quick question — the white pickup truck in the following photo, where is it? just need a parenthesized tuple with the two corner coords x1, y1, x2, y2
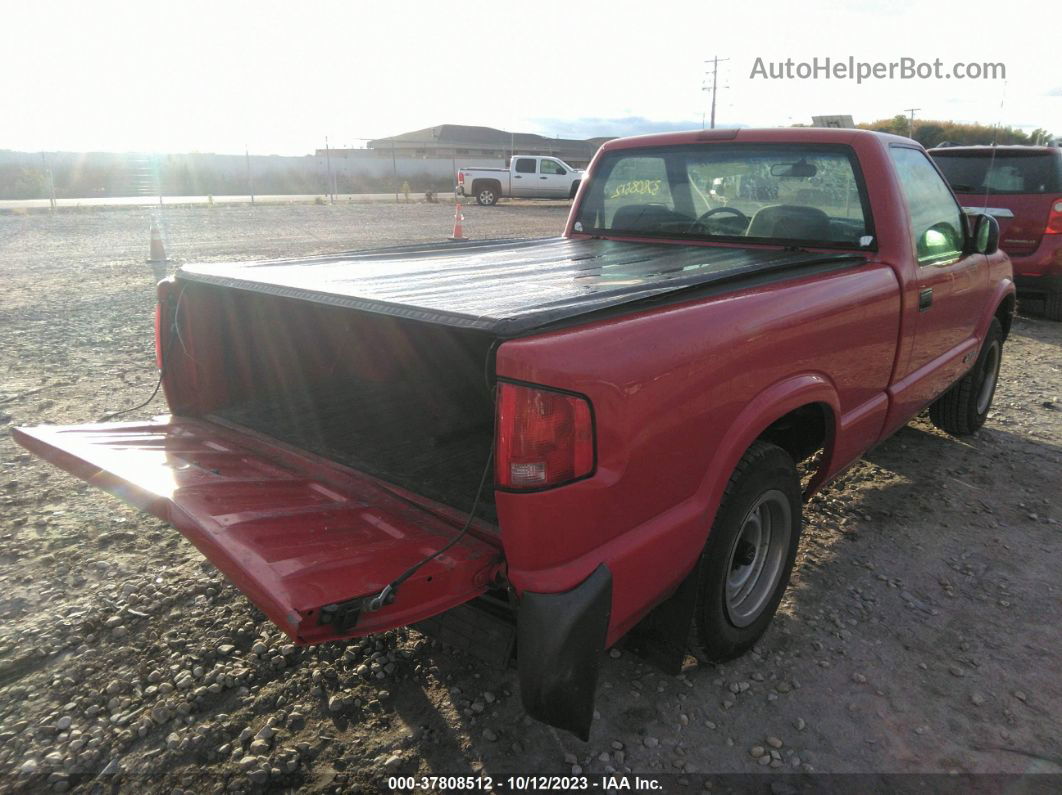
(456, 155, 584, 205)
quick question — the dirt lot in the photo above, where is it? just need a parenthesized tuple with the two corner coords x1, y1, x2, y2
(1, 203, 1059, 792)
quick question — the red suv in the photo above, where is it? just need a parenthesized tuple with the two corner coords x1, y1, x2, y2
(931, 144, 1062, 319)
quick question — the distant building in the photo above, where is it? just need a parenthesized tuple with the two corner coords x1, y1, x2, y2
(811, 115, 856, 129)
(318, 125, 611, 168)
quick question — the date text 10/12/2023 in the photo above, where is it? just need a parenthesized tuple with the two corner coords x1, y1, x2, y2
(387, 775, 664, 791)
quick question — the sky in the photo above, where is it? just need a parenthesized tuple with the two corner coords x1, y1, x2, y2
(1, 0, 1059, 156)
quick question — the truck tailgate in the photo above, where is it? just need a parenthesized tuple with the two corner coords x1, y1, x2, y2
(12, 417, 501, 644)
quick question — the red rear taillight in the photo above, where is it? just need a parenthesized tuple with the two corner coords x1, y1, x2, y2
(154, 303, 163, 369)
(495, 382, 594, 490)
(457, 171, 465, 185)
(1045, 199, 1062, 235)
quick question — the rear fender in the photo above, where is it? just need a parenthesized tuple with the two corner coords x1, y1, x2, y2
(697, 373, 840, 528)
(619, 374, 839, 675)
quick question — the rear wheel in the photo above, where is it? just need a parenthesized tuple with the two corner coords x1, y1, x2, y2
(475, 184, 499, 206)
(1045, 291, 1062, 321)
(929, 318, 1003, 435)
(695, 441, 802, 661)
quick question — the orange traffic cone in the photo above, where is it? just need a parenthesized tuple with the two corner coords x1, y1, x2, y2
(147, 223, 169, 263)
(448, 202, 468, 241)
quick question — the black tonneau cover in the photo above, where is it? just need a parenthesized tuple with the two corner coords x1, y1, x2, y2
(178, 237, 863, 336)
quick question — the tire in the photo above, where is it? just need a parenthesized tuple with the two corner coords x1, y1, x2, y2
(474, 183, 499, 206)
(929, 318, 1003, 435)
(695, 441, 802, 662)
(1045, 291, 1062, 322)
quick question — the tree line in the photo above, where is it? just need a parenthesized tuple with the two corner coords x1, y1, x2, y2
(858, 116, 1056, 148)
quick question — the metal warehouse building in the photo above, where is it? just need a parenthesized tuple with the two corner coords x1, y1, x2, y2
(323, 125, 611, 168)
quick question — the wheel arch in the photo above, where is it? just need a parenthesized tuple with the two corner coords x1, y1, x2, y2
(471, 178, 502, 196)
(624, 382, 837, 675)
(994, 290, 1016, 341)
(696, 374, 841, 534)
(981, 278, 1016, 342)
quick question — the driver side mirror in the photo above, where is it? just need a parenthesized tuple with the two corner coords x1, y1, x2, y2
(969, 212, 1000, 255)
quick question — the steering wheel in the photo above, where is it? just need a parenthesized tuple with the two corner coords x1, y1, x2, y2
(690, 206, 750, 233)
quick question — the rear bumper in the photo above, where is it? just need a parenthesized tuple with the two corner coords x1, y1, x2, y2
(1007, 234, 1062, 281)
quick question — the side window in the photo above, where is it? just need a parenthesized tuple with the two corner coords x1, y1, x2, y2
(890, 147, 965, 266)
(540, 159, 566, 175)
(515, 158, 537, 174)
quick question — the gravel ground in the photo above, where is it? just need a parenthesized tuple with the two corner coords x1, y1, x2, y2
(1, 203, 1060, 792)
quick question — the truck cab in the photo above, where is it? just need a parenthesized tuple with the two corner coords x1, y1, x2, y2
(513, 156, 578, 198)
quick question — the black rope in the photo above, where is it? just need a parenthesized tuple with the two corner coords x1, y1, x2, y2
(366, 448, 494, 611)
(96, 369, 164, 422)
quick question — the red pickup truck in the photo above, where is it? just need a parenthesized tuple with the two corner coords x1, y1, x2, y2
(14, 128, 1014, 740)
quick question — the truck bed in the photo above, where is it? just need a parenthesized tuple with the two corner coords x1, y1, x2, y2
(178, 237, 865, 336)
(217, 379, 495, 520)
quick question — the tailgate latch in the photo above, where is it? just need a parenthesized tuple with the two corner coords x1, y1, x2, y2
(317, 598, 366, 633)
(317, 584, 397, 634)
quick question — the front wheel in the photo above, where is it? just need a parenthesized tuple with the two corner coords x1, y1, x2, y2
(929, 318, 1003, 435)
(695, 441, 802, 661)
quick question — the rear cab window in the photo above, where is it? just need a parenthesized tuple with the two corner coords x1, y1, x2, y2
(575, 143, 872, 249)
(597, 156, 675, 227)
(515, 158, 537, 174)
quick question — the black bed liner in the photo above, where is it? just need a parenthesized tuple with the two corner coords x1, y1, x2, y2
(177, 237, 865, 336)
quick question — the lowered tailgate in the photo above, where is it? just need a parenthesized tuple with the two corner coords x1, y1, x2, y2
(12, 417, 502, 644)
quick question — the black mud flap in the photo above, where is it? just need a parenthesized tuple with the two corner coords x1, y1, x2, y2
(517, 565, 612, 741)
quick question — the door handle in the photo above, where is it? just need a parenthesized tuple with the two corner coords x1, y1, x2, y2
(540, 176, 548, 180)
(918, 287, 933, 311)
(514, 175, 522, 179)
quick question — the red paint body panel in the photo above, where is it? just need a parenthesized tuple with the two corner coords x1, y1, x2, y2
(494, 263, 901, 642)
(12, 418, 501, 644)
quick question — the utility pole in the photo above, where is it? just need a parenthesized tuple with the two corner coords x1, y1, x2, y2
(904, 108, 921, 140)
(703, 56, 731, 129)
(245, 145, 255, 205)
(324, 136, 335, 203)
(391, 141, 399, 203)
(40, 152, 57, 211)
